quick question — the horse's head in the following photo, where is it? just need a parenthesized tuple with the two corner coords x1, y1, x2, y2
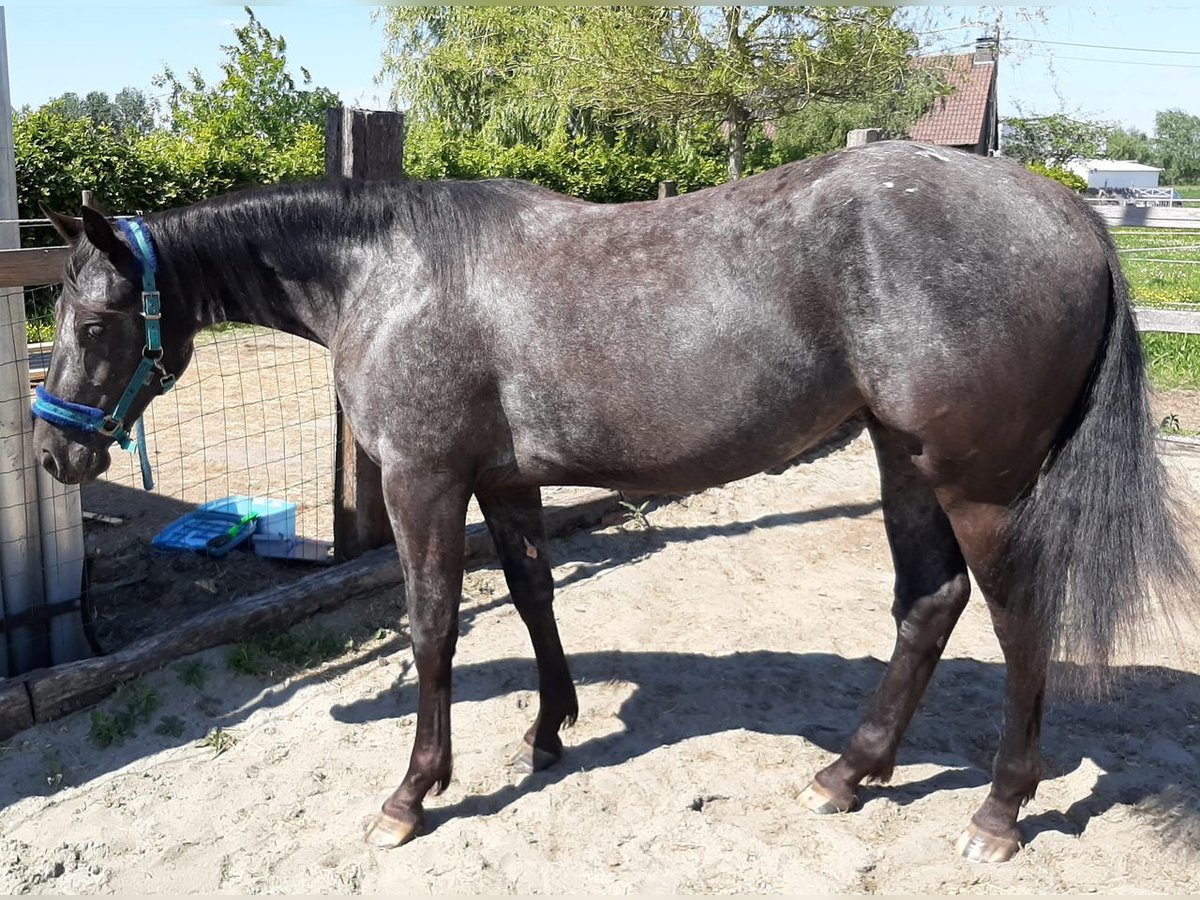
(34, 206, 195, 484)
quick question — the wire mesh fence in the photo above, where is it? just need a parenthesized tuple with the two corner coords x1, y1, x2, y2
(1, 231, 339, 670)
(24, 300, 338, 560)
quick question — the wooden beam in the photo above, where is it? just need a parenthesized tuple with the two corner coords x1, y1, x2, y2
(326, 108, 406, 561)
(1093, 205, 1200, 230)
(19, 487, 622, 727)
(1133, 306, 1200, 334)
(0, 246, 67, 289)
(0, 678, 33, 740)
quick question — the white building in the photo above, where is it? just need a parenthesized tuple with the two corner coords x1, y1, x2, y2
(1065, 159, 1164, 191)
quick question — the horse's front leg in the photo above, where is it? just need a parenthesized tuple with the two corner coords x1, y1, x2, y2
(366, 470, 470, 849)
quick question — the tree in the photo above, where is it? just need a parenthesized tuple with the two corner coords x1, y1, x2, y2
(154, 6, 338, 154)
(1153, 109, 1200, 185)
(1001, 114, 1109, 167)
(48, 88, 156, 136)
(1104, 125, 1155, 165)
(380, 6, 937, 181)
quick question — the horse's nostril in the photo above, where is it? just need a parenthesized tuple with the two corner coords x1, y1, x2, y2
(40, 449, 60, 479)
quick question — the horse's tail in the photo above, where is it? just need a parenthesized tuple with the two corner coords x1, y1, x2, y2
(1006, 198, 1197, 690)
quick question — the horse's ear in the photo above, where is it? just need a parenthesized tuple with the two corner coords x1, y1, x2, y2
(80, 205, 127, 261)
(41, 205, 83, 244)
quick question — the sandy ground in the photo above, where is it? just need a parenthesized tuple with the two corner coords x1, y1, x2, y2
(2, 428, 1199, 894)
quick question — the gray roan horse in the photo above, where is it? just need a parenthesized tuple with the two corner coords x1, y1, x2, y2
(36, 141, 1195, 863)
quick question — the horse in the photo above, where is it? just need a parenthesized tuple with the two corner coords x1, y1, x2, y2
(34, 140, 1195, 863)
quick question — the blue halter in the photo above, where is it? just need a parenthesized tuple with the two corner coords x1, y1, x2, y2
(32, 218, 176, 490)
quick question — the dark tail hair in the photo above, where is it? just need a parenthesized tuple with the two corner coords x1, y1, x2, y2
(1007, 199, 1197, 690)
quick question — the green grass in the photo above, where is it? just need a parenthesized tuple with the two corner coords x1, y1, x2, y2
(226, 628, 352, 678)
(1169, 184, 1200, 200)
(1111, 227, 1200, 389)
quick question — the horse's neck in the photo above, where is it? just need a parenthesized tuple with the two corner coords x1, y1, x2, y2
(155, 218, 344, 348)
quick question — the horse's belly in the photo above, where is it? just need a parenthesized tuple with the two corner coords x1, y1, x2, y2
(504, 384, 863, 493)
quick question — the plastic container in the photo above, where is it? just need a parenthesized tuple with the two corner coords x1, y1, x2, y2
(151, 510, 259, 558)
(199, 495, 296, 542)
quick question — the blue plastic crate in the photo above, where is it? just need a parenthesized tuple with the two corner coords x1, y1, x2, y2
(151, 510, 258, 558)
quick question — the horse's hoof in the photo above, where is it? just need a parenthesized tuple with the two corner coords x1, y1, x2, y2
(509, 741, 561, 774)
(365, 812, 421, 849)
(956, 823, 1021, 863)
(800, 780, 856, 815)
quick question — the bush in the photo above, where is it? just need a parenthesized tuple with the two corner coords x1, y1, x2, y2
(403, 120, 728, 202)
(1026, 163, 1087, 193)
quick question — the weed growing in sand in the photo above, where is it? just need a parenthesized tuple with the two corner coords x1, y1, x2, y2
(174, 659, 214, 690)
(198, 727, 237, 757)
(41, 749, 65, 792)
(88, 683, 161, 748)
(619, 499, 653, 530)
(155, 715, 186, 738)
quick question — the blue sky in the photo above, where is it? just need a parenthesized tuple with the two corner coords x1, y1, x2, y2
(3, 4, 1199, 135)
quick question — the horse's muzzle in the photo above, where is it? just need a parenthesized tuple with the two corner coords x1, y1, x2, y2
(34, 421, 112, 485)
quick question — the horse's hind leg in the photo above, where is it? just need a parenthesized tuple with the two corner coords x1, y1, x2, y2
(476, 487, 579, 771)
(802, 420, 971, 813)
(940, 499, 1047, 864)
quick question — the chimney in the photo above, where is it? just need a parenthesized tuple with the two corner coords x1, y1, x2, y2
(974, 36, 997, 65)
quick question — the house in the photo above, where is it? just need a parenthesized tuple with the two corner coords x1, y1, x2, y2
(1064, 159, 1164, 191)
(908, 38, 1000, 156)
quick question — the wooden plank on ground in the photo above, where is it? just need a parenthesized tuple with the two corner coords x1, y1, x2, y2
(1133, 307, 1200, 335)
(23, 487, 622, 726)
(0, 246, 68, 287)
(1093, 206, 1200, 230)
(0, 678, 33, 740)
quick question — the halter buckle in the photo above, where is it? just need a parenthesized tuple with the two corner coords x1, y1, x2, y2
(141, 291, 162, 320)
(98, 417, 122, 438)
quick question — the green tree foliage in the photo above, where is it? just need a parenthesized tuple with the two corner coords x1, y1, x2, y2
(1002, 114, 1109, 167)
(380, 6, 939, 181)
(404, 121, 727, 201)
(1154, 109, 1200, 185)
(42, 88, 156, 137)
(152, 6, 337, 187)
(1104, 125, 1155, 165)
(1025, 163, 1087, 192)
(15, 6, 337, 245)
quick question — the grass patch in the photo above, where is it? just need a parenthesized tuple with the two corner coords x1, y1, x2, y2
(226, 628, 352, 678)
(1142, 333, 1200, 391)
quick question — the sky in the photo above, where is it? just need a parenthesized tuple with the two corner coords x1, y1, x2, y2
(2, 4, 1199, 135)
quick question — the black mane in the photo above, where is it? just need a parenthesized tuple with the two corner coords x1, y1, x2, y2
(144, 176, 543, 330)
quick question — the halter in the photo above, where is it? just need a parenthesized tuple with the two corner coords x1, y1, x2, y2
(32, 218, 176, 489)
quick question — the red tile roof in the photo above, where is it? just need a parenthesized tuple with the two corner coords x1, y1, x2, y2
(909, 53, 996, 147)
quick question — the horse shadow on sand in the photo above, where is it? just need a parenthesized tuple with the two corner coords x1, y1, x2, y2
(329, 490, 1200, 853)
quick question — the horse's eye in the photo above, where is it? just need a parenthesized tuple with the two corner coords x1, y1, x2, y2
(83, 323, 105, 339)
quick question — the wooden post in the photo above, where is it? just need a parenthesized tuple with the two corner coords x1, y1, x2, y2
(658, 181, 677, 200)
(0, 7, 51, 676)
(326, 109, 405, 560)
(846, 128, 882, 148)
